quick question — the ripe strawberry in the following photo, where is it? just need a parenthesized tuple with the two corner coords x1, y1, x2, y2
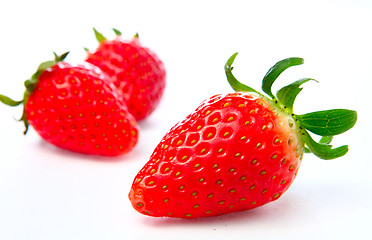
(85, 28, 166, 121)
(0, 52, 139, 156)
(128, 53, 357, 218)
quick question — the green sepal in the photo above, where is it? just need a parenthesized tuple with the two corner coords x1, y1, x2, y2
(224, 53, 259, 94)
(276, 78, 317, 111)
(262, 57, 304, 99)
(304, 136, 333, 154)
(93, 28, 107, 43)
(302, 130, 349, 160)
(133, 33, 139, 39)
(0, 52, 69, 134)
(319, 136, 333, 144)
(297, 109, 357, 136)
(113, 28, 122, 36)
(0, 94, 23, 106)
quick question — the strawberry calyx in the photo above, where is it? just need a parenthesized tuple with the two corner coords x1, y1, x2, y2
(0, 52, 69, 134)
(93, 27, 139, 43)
(224, 52, 357, 160)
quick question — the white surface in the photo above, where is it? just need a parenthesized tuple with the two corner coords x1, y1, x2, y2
(0, 0, 371, 239)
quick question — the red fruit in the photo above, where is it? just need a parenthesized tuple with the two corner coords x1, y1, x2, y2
(0, 52, 139, 156)
(128, 53, 357, 218)
(86, 28, 166, 121)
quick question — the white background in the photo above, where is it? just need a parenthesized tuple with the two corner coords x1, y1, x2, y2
(0, 0, 371, 239)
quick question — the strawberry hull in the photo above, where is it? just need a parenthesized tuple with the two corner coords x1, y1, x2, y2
(129, 92, 303, 218)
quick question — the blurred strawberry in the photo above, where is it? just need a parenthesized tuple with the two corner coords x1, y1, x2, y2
(86, 28, 166, 121)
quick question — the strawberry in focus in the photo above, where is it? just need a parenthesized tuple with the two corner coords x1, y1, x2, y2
(128, 53, 357, 218)
(0, 52, 139, 156)
(86, 28, 166, 121)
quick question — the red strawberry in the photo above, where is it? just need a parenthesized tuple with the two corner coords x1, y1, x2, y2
(86, 28, 166, 121)
(0, 52, 139, 156)
(128, 53, 357, 218)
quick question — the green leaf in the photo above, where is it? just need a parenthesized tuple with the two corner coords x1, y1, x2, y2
(93, 28, 106, 43)
(113, 28, 122, 36)
(224, 53, 259, 94)
(302, 130, 349, 160)
(276, 78, 317, 111)
(319, 136, 333, 144)
(0, 94, 23, 106)
(262, 57, 304, 99)
(297, 109, 357, 136)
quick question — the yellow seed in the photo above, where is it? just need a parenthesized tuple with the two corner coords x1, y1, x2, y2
(245, 121, 250, 125)
(207, 193, 213, 198)
(229, 189, 236, 193)
(260, 170, 266, 175)
(273, 193, 280, 198)
(148, 181, 155, 185)
(205, 110, 211, 115)
(240, 136, 247, 140)
(212, 164, 218, 168)
(272, 155, 278, 159)
(281, 180, 287, 185)
(191, 191, 197, 196)
(162, 185, 167, 189)
(262, 125, 267, 130)
(199, 178, 205, 182)
(216, 180, 222, 184)
(251, 201, 257, 205)
(223, 132, 230, 137)
(200, 149, 206, 154)
(137, 203, 143, 207)
(185, 214, 191, 217)
(163, 167, 170, 172)
(251, 159, 257, 164)
(176, 140, 183, 145)
(240, 197, 246, 201)
(212, 118, 219, 123)
(227, 117, 234, 122)
(223, 102, 230, 107)
(250, 185, 256, 189)
(193, 204, 200, 208)
(190, 139, 197, 144)
(235, 153, 241, 157)
(150, 169, 156, 174)
(240, 175, 246, 180)
(195, 163, 201, 168)
(218, 148, 223, 153)
(206, 210, 212, 214)
(163, 198, 169, 202)
(182, 155, 188, 161)
(229, 168, 235, 172)
(179, 185, 184, 190)
(256, 143, 262, 148)
(262, 189, 268, 193)
(218, 200, 225, 205)
(207, 133, 213, 138)
(175, 172, 181, 176)
(196, 125, 202, 130)
(238, 104, 245, 108)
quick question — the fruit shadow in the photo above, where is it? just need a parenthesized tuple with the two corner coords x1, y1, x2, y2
(36, 139, 142, 163)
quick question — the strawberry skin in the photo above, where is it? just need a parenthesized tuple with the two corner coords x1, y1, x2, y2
(128, 53, 357, 218)
(0, 53, 139, 156)
(129, 92, 303, 218)
(86, 29, 166, 121)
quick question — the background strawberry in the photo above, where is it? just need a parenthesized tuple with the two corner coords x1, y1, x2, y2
(86, 28, 166, 121)
(128, 53, 357, 218)
(0, 52, 139, 156)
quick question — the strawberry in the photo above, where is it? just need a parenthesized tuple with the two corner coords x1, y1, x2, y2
(0, 52, 139, 156)
(128, 53, 357, 218)
(85, 28, 166, 121)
